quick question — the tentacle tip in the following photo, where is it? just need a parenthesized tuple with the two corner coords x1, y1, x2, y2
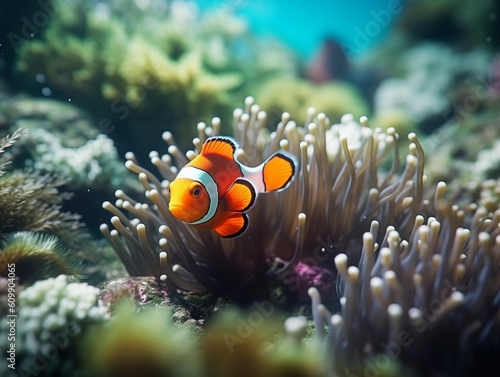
(408, 132, 417, 141)
(307, 287, 319, 299)
(244, 96, 254, 105)
(340, 113, 354, 124)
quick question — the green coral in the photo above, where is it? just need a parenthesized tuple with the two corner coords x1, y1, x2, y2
(79, 302, 326, 377)
(79, 301, 198, 377)
(15, 0, 298, 149)
(257, 77, 369, 126)
(0, 232, 82, 285)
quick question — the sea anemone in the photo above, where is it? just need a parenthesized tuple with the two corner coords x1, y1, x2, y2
(101, 97, 425, 294)
(308, 182, 500, 376)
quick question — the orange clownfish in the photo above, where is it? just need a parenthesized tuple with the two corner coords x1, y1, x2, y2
(168, 136, 296, 238)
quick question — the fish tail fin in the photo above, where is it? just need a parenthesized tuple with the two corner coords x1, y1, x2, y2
(262, 152, 296, 192)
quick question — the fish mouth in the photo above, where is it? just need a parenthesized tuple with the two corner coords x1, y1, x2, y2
(168, 202, 184, 216)
(168, 202, 195, 221)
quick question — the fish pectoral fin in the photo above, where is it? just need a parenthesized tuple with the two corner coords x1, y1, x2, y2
(223, 178, 256, 212)
(214, 213, 248, 238)
(262, 152, 296, 191)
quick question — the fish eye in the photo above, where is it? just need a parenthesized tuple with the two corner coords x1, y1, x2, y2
(191, 184, 202, 198)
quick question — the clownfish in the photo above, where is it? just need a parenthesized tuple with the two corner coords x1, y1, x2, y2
(168, 136, 296, 238)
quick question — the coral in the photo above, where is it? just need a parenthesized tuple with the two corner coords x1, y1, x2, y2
(257, 76, 369, 126)
(373, 43, 491, 132)
(419, 107, 500, 207)
(101, 97, 425, 295)
(23, 128, 128, 190)
(0, 231, 82, 285)
(307, 183, 500, 376)
(472, 138, 500, 179)
(200, 309, 326, 377)
(0, 128, 109, 286)
(79, 300, 199, 377)
(14, 0, 299, 150)
(0, 129, 83, 239)
(0, 168, 82, 238)
(0, 275, 108, 376)
(0, 128, 25, 167)
(0, 97, 99, 147)
(395, 0, 500, 50)
(0, 96, 133, 191)
(279, 262, 335, 303)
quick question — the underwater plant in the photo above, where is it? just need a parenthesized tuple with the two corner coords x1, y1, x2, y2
(101, 96, 425, 295)
(308, 183, 500, 376)
(0, 231, 82, 285)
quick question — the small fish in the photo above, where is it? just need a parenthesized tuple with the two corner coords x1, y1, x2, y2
(168, 136, 296, 238)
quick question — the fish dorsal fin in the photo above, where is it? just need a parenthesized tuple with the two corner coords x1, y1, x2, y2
(214, 213, 248, 238)
(201, 136, 238, 160)
(222, 178, 256, 212)
(263, 153, 296, 191)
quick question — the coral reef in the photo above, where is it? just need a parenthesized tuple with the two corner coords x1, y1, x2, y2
(372, 43, 491, 133)
(0, 275, 108, 376)
(257, 77, 369, 126)
(395, 0, 500, 50)
(0, 129, 84, 243)
(419, 106, 500, 208)
(78, 300, 325, 377)
(79, 301, 198, 377)
(14, 0, 299, 150)
(200, 309, 325, 377)
(0, 96, 132, 191)
(0, 128, 117, 286)
(101, 97, 425, 296)
(24, 128, 127, 191)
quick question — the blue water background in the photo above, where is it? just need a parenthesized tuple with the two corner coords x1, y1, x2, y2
(195, 0, 410, 59)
